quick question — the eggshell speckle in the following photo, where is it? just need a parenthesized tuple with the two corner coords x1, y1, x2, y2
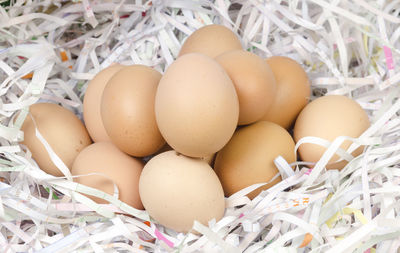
(72, 142, 144, 209)
(215, 50, 277, 125)
(83, 64, 124, 142)
(101, 65, 165, 157)
(139, 151, 225, 233)
(155, 53, 239, 158)
(178, 24, 242, 58)
(152, 144, 215, 166)
(262, 56, 311, 129)
(294, 95, 370, 170)
(214, 121, 295, 199)
(21, 103, 92, 176)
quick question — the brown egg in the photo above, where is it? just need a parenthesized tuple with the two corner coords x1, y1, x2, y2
(155, 53, 239, 158)
(139, 151, 225, 232)
(71, 142, 144, 209)
(261, 56, 311, 129)
(294, 95, 370, 170)
(101, 65, 165, 157)
(21, 103, 92, 176)
(214, 121, 295, 199)
(83, 64, 124, 142)
(215, 50, 277, 125)
(178, 24, 242, 58)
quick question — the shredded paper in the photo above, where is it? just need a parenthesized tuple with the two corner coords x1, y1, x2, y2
(1, 0, 400, 252)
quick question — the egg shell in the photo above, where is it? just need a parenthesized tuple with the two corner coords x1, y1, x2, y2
(155, 53, 239, 158)
(71, 142, 144, 209)
(293, 95, 370, 170)
(261, 56, 311, 129)
(101, 65, 165, 157)
(215, 50, 277, 125)
(83, 64, 124, 142)
(139, 151, 225, 233)
(178, 24, 242, 58)
(214, 121, 295, 199)
(21, 103, 92, 176)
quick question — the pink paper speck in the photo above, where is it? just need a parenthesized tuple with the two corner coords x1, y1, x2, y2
(383, 46, 395, 70)
(154, 228, 174, 248)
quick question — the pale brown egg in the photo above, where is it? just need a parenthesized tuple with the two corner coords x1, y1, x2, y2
(101, 65, 165, 157)
(139, 151, 225, 233)
(293, 95, 370, 170)
(214, 121, 295, 199)
(21, 103, 92, 176)
(215, 50, 277, 125)
(83, 64, 124, 142)
(261, 56, 311, 129)
(178, 24, 242, 58)
(155, 53, 239, 158)
(71, 142, 144, 209)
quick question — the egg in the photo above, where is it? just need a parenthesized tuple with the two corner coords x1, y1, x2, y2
(178, 24, 242, 58)
(215, 50, 277, 125)
(214, 121, 295, 199)
(155, 53, 239, 158)
(293, 95, 370, 170)
(21, 103, 92, 176)
(101, 65, 165, 157)
(83, 64, 124, 142)
(139, 151, 225, 233)
(261, 56, 311, 129)
(71, 142, 144, 209)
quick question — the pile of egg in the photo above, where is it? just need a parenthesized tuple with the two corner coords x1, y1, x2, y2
(20, 25, 370, 233)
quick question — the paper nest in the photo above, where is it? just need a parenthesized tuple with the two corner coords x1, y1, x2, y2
(1, 0, 400, 252)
